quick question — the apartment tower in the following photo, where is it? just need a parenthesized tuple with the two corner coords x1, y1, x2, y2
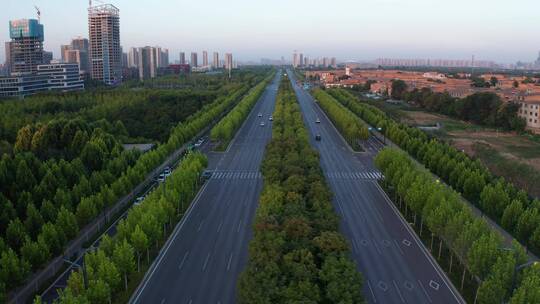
(88, 3, 122, 85)
(190, 52, 198, 67)
(202, 50, 208, 67)
(213, 52, 219, 68)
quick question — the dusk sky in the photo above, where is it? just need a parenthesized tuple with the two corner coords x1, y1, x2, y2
(1, 0, 539, 63)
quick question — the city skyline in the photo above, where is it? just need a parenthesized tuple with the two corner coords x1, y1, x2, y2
(1, 0, 540, 64)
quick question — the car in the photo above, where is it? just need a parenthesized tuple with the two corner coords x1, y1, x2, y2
(201, 170, 213, 179)
(156, 173, 166, 183)
(316, 118, 321, 123)
(134, 196, 145, 206)
(163, 167, 172, 177)
(258, 113, 262, 117)
(315, 134, 321, 141)
(269, 116, 273, 121)
(260, 122, 265, 127)
(194, 138, 204, 147)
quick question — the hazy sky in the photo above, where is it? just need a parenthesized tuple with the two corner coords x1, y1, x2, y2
(1, 0, 539, 63)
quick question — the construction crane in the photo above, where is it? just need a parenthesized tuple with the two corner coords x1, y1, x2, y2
(34, 6, 40, 23)
(89, 0, 106, 7)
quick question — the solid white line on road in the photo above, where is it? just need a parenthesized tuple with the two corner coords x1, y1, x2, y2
(160, 298, 166, 304)
(202, 253, 211, 272)
(237, 219, 242, 233)
(178, 251, 189, 270)
(393, 280, 406, 303)
(197, 220, 204, 232)
(418, 280, 433, 303)
(188, 299, 192, 304)
(217, 221, 223, 233)
(227, 253, 233, 271)
(367, 280, 377, 303)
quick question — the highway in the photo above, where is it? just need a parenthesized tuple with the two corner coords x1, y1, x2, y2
(288, 71, 465, 304)
(130, 72, 281, 304)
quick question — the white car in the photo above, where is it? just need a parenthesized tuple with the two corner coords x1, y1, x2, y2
(269, 116, 273, 121)
(316, 118, 321, 123)
(260, 122, 265, 127)
(156, 173, 166, 183)
(134, 196, 145, 206)
(163, 167, 172, 177)
(258, 113, 262, 117)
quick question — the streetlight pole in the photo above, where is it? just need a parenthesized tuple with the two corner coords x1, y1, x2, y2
(377, 127, 385, 145)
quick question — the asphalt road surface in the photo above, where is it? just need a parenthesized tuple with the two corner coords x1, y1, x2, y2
(288, 71, 465, 304)
(130, 72, 281, 304)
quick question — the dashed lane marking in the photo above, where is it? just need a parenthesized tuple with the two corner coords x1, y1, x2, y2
(178, 251, 189, 270)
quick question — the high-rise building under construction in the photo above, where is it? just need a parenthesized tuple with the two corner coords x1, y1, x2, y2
(7, 19, 44, 74)
(88, 3, 121, 85)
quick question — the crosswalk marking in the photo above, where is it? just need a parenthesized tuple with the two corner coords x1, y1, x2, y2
(324, 171, 384, 180)
(209, 171, 262, 180)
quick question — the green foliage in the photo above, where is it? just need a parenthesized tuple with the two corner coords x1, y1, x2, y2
(56, 152, 207, 303)
(0, 70, 271, 294)
(375, 148, 533, 302)
(509, 264, 540, 304)
(330, 88, 540, 258)
(391, 79, 408, 99)
(238, 75, 365, 303)
(312, 89, 368, 150)
(400, 86, 524, 131)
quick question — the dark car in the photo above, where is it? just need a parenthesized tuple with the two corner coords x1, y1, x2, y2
(201, 170, 213, 179)
(315, 134, 321, 141)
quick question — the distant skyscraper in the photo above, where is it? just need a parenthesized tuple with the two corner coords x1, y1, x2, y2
(128, 47, 139, 68)
(213, 52, 219, 68)
(190, 52, 198, 67)
(330, 57, 337, 68)
(292, 51, 299, 68)
(299, 53, 304, 67)
(225, 53, 233, 71)
(7, 19, 44, 74)
(179, 52, 186, 64)
(88, 3, 122, 85)
(202, 51, 208, 66)
(122, 52, 128, 68)
(160, 48, 169, 67)
(137, 46, 156, 80)
(323, 57, 330, 67)
(61, 37, 90, 75)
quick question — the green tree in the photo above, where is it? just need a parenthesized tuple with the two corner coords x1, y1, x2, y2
(320, 255, 364, 303)
(24, 203, 44, 238)
(130, 225, 149, 271)
(0, 248, 31, 288)
(391, 79, 408, 99)
(6, 218, 27, 250)
(56, 206, 79, 239)
(112, 240, 136, 290)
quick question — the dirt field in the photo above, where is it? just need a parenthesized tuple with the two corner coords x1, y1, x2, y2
(400, 111, 447, 125)
(399, 109, 540, 197)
